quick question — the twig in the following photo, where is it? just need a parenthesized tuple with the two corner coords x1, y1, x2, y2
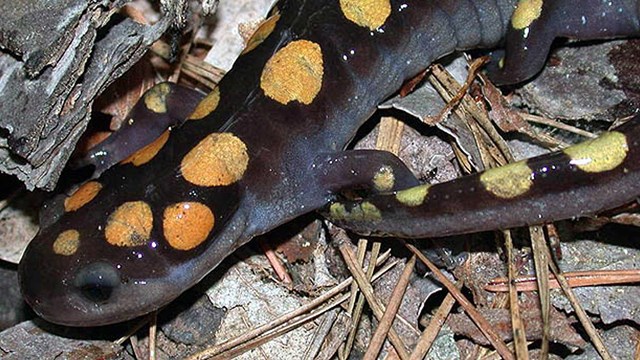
(520, 112, 597, 139)
(504, 230, 529, 360)
(341, 241, 381, 358)
(336, 236, 411, 360)
(363, 255, 416, 360)
(530, 225, 550, 358)
(485, 269, 640, 292)
(404, 241, 515, 360)
(544, 246, 613, 360)
(188, 248, 396, 360)
(409, 284, 459, 360)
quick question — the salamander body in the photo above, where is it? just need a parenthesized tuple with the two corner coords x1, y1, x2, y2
(19, 0, 640, 326)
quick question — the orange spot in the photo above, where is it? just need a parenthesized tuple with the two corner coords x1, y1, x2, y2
(260, 40, 324, 105)
(105, 201, 153, 247)
(188, 87, 220, 120)
(181, 132, 249, 187)
(122, 130, 170, 166)
(163, 202, 214, 251)
(53, 229, 80, 256)
(64, 181, 103, 212)
(242, 12, 281, 54)
(340, 0, 391, 30)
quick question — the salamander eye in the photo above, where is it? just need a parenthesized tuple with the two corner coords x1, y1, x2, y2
(73, 262, 120, 303)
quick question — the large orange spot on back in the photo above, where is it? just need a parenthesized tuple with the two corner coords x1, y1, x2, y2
(122, 130, 170, 166)
(189, 87, 220, 120)
(64, 181, 103, 212)
(260, 40, 324, 105)
(181, 132, 249, 187)
(339, 0, 391, 30)
(163, 202, 215, 251)
(105, 201, 153, 247)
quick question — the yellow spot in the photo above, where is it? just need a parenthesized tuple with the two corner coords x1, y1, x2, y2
(329, 202, 381, 221)
(356, 202, 382, 221)
(121, 130, 170, 166)
(564, 131, 628, 173)
(163, 202, 215, 251)
(105, 201, 153, 247)
(64, 181, 103, 212)
(242, 12, 281, 54)
(329, 203, 349, 220)
(144, 83, 171, 113)
(511, 0, 543, 30)
(53, 229, 80, 256)
(189, 87, 220, 120)
(260, 40, 324, 105)
(373, 165, 395, 192)
(395, 184, 430, 207)
(181, 133, 249, 187)
(339, 0, 391, 30)
(480, 161, 533, 199)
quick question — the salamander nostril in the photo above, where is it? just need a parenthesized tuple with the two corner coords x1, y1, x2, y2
(73, 262, 120, 303)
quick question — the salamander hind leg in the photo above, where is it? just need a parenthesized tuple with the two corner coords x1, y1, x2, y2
(489, 0, 640, 85)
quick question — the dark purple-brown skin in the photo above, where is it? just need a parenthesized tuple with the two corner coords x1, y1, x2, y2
(19, 0, 640, 326)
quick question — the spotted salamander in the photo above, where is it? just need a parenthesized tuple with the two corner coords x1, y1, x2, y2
(19, 0, 640, 326)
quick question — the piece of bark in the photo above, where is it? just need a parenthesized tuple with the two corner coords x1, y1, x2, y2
(0, 1, 172, 190)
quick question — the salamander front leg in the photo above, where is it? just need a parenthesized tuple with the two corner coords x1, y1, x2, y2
(312, 149, 420, 196)
(75, 83, 205, 176)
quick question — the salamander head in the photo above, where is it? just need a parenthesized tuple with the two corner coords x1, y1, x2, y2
(19, 200, 249, 326)
(18, 171, 247, 326)
(19, 219, 178, 326)
(19, 240, 178, 326)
